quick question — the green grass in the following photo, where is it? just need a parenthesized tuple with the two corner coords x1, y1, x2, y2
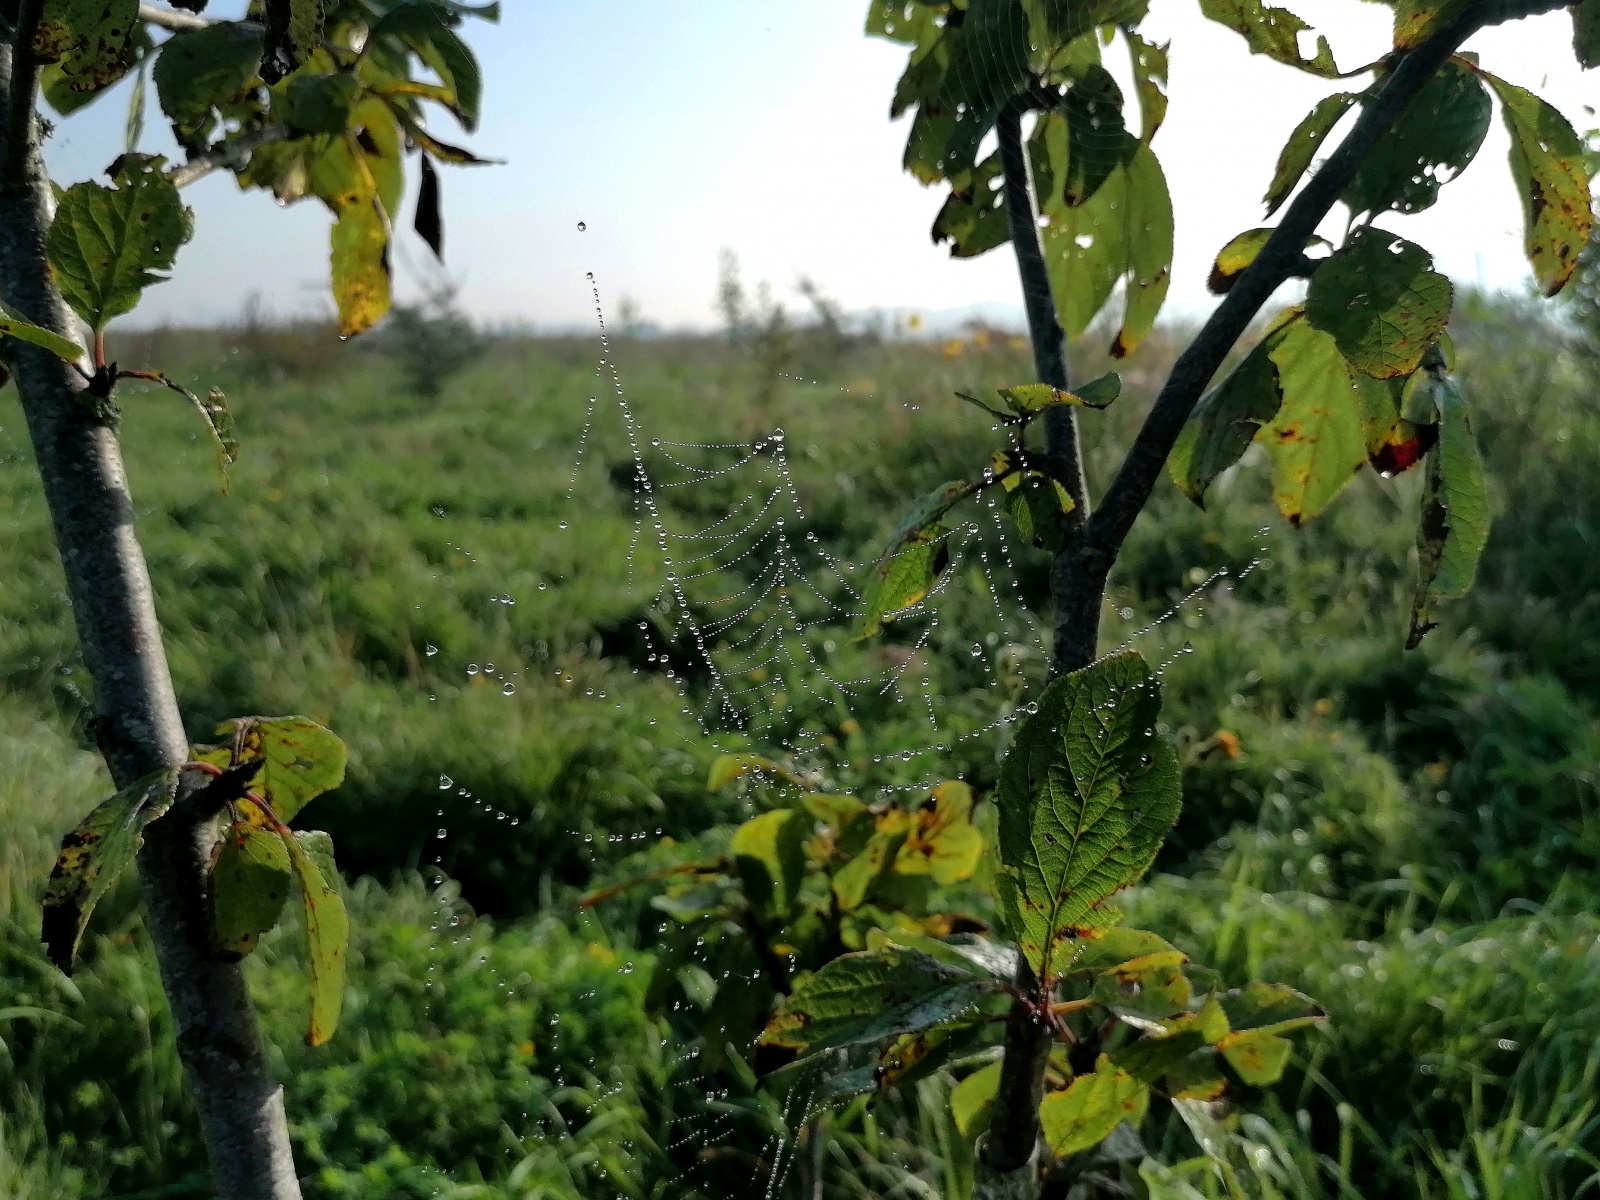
(4, 302, 1600, 1197)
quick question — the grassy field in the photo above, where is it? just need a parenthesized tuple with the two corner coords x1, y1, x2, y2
(4, 296, 1600, 1198)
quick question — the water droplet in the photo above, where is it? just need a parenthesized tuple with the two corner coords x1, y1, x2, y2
(586, 272, 595, 281)
(436, 828, 447, 839)
(577, 221, 587, 231)
(503, 682, 516, 696)
(425, 643, 439, 657)
(970, 643, 983, 656)
(467, 664, 480, 676)
(558, 521, 568, 530)
(439, 775, 453, 789)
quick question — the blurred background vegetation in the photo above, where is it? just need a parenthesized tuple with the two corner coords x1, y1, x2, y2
(5, 264, 1600, 1198)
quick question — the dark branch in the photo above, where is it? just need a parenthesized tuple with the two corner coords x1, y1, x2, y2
(1, 0, 45, 190)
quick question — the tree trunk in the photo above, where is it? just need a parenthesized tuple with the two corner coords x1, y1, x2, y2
(0, 38, 304, 1200)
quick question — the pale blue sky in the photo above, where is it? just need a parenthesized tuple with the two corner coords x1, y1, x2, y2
(43, 1, 1597, 331)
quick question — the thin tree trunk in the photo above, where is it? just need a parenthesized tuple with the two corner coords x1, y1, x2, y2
(0, 36, 303, 1200)
(995, 101, 1099, 677)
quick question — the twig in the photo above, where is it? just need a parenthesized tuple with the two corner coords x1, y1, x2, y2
(168, 123, 289, 190)
(138, 4, 228, 32)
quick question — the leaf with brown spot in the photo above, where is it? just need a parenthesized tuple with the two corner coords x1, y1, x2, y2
(1217, 1029, 1294, 1084)
(1479, 69, 1593, 296)
(893, 781, 984, 884)
(211, 822, 292, 960)
(34, 0, 139, 91)
(1306, 228, 1453, 379)
(1199, 0, 1339, 76)
(1259, 317, 1369, 523)
(206, 716, 347, 823)
(41, 768, 181, 973)
(283, 825, 348, 1046)
(1039, 1055, 1150, 1156)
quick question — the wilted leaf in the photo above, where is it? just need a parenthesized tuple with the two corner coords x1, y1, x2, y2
(1408, 373, 1489, 647)
(996, 651, 1181, 984)
(1039, 1056, 1149, 1156)
(759, 945, 1003, 1057)
(1265, 93, 1357, 214)
(1480, 70, 1593, 296)
(730, 809, 807, 914)
(415, 154, 445, 259)
(41, 768, 180, 972)
(1259, 318, 1368, 524)
(999, 373, 1120, 412)
(1198, 0, 1339, 76)
(331, 196, 391, 338)
(48, 154, 194, 332)
(282, 823, 348, 1046)
(1341, 62, 1490, 218)
(211, 823, 292, 960)
(951, 1060, 1002, 1135)
(206, 716, 347, 823)
(1306, 228, 1453, 378)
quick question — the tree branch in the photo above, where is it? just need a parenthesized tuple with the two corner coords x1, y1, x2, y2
(138, 3, 224, 32)
(1067, 11, 1511, 646)
(1, 0, 44, 190)
(168, 122, 289, 189)
(0, 37, 304, 1200)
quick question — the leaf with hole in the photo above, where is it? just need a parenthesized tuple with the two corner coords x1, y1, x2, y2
(1039, 1056, 1149, 1156)
(758, 944, 1003, 1058)
(1341, 62, 1489, 218)
(1480, 69, 1593, 296)
(1198, 0, 1338, 76)
(1408, 373, 1489, 647)
(34, 0, 139, 90)
(41, 768, 180, 972)
(996, 650, 1181, 985)
(1306, 228, 1453, 379)
(1005, 473, 1075, 551)
(932, 154, 1009, 259)
(48, 154, 194, 333)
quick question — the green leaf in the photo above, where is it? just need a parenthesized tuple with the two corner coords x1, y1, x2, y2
(1217, 1029, 1293, 1084)
(330, 196, 392, 339)
(211, 823, 293, 960)
(856, 523, 949, 640)
(1576, 0, 1600, 69)
(759, 945, 1002, 1057)
(998, 374, 1121, 412)
(1060, 66, 1134, 207)
(1306, 228, 1453, 379)
(833, 820, 908, 911)
(1198, 0, 1339, 76)
(801, 792, 868, 827)
(1264, 93, 1357, 215)
(1341, 63, 1490, 218)
(932, 153, 1009, 258)
(33, 0, 138, 90)
(1005, 474, 1075, 551)
(1259, 317, 1369, 524)
(951, 1061, 1002, 1135)
(152, 22, 263, 150)
(1169, 317, 1292, 507)
(262, 0, 327, 82)
(0, 302, 83, 363)
(41, 768, 180, 972)
(996, 650, 1181, 984)
(926, 0, 1032, 180)
(1092, 948, 1192, 1020)
(1480, 69, 1593, 296)
(1218, 982, 1326, 1034)
(48, 154, 194, 333)
(1408, 373, 1489, 647)
(866, 0, 944, 44)
(707, 753, 790, 791)
(286, 72, 362, 135)
(1039, 1056, 1149, 1156)
(1112, 1029, 1208, 1083)
(730, 809, 807, 914)
(204, 716, 348, 823)
(370, 0, 486, 131)
(282, 823, 349, 1046)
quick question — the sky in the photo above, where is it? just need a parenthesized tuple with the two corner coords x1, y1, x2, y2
(43, 0, 1599, 332)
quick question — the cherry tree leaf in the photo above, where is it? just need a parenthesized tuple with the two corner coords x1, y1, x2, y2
(211, 823, 292, 960)
(1305, 228, 1453, 378)
(1217, 1030, 1294, 1084)
(1127, 32, 1168, 143)
(1408, 373, 1489, 647)
(1218, 981, 1327, 1034)
(262, 0, 327, 83)
(330, 196, 392, 339)
(1265, 93, 1357, 215)
(1259, 318, 1368, 524)
(282, 826, 348, 1046)
(932, 153, 1009, 258)
(202, 716, 347, 823)
(1479, 70, 1593, 296)
(893, 781, 984, 884)
(996, 651, 1181, 985)
(759, 944, 1004, 1058)
(34, 0, 139, 91)
(1039, 1056, 1149, 1156)
(0, 302, 83, 362)
(48, 154, 194, 333)
(368, 0, 488, 132)
(1207, 229, 1328, 295)
(1198, 0, 1339, 76)
(41, 768, 180, 972)
(951, 1061, 1002, 1135)
(729, 809, 807, 915)
(152, 22, 263, 150)
(1341, 62, 1490, 219)
(1576, 0, 1600, 69)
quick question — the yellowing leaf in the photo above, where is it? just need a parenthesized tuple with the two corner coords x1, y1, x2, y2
(1480, 69, 1593, 297)
(282, 824, 348, 1046)
(706, 753, 787, 791)
(1039, 1056, 1149, 1156)
(1217, 1029, 1293, 1084)
(833, 817, 909, 911)
(1260, 318, 1368, 524)
(33, 0, 138, 90)
(41, 768, 181, 972)
(1198, 0, 1339, 76)
(950, 1061, 1002, 1135)
(894, 781, 984, 883)
(331, 197, 392, 338)
(0, 302, 83, 363)
(730, 809, 806, 914)
(208, 716, 347, 823)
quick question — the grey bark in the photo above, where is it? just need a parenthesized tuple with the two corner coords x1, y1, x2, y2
(0, 33, 303, 1200)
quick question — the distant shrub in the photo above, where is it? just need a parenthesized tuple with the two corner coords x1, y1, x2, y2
(381, 286, 486, 399)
